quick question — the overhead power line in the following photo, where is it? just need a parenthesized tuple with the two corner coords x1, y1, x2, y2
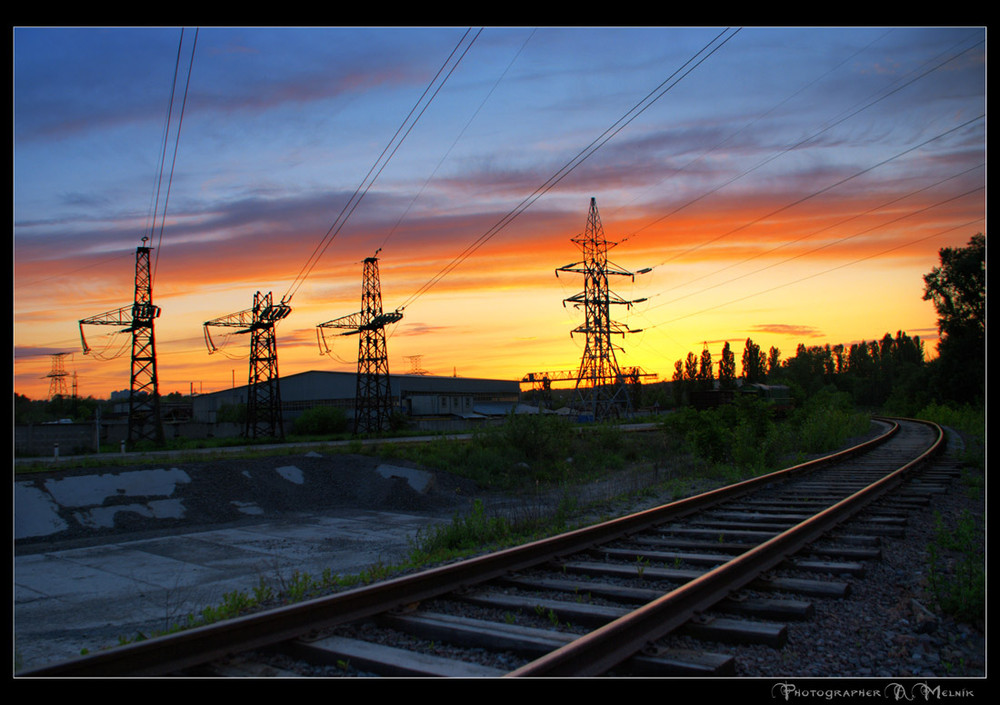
(282, 28, 482, 304)
(151, 27, 199, 286)
(642, 113, 985, 309)
(397, 27, 743, 313)
(631, 33, 985, 269)
(648, 161, 985, 314)
(645, 205, 984, 331)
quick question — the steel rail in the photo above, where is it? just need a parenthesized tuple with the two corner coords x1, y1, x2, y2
(21, 418, 905, 677)
(507, 417, 944, 676)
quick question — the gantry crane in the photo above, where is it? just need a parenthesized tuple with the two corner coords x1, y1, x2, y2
(317, 251, 402, 435)
(79, 238, 164, 447)
(204, 291, 291, 440)
(520, 367, 656, 410)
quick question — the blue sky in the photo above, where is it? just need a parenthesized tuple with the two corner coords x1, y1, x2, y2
(13, 26, 986, 399)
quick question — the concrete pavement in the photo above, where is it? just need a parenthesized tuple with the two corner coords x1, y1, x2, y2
(13, 453, 462, 674)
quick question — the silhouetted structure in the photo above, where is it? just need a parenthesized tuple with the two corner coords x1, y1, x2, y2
(44, 352, 72, 399)
(317, 251, 403, 434)
(521, 367, 656, 410)
(79, 239, 165, 446)
(556, 198, 644, 420)
(204, 290, 291, 440)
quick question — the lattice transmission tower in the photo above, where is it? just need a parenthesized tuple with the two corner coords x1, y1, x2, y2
(44, 353, 72, 399)
(317, 251, 403, 435)
(556, 198, 644, 421)
(79, 239, 165, 447)
(204, 291, 292, 440)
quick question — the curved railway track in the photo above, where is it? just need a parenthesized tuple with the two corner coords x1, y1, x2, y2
(22, 416, 949, 678)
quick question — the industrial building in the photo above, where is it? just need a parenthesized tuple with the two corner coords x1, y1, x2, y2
(191, 370, 523, 432)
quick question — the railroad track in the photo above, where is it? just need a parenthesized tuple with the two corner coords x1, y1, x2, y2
(21, 416, 949, 678)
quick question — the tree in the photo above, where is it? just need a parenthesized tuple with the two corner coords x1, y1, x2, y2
(923, 233, 985, 404)
(741, 338, 766, 383)
(767, 346, 781, 379)
(672, 359, 684, 406)
(697, 346, 714, 390)
(923, 234, 985, 343)
(719, 341, 737, 389)
(684, 352, 698, 385)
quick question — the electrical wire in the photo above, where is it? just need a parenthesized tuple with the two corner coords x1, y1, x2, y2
(150, 28, 198, 286)
(612, 28, 896, 236)
(646, 160, 985, 313)
(631, 33, 985, 269)
(645, 214, 984, 330)
(397, 27, 742, 313)
(641, 114, 985, 310)
(282, 28, 481, 304)
(378, 28, 536, 255)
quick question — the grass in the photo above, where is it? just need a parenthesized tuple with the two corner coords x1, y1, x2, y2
(925, 510, 985, 625)
(916, 402, 985, 475)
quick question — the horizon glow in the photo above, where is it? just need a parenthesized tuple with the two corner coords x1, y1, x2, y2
(14, 26, 985, 400)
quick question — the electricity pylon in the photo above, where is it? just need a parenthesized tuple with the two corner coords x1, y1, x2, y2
(556, 198, 644, 421)
(204, 291, 291, 440)
(44, 352, 72, 399)
(79, 238, 164, 446)
(317, 251, 402, 434)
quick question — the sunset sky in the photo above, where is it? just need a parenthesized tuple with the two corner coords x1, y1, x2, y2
(14, 26, 986, 401)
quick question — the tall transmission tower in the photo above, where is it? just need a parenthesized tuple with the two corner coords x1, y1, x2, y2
(317, 251, 403, 435)
(79, 239, 165, 447)
(204, 291, 291, 440)
(404, 355, 430, 375)
(44, 352, 72, 399)
(556, 198, 644, 421)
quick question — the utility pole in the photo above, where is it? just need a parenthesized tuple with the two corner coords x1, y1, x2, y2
(317, 251, 402, 434)
(556, 198, 644, 421)
(79, 239, 165, 447)
(204, 291, 291, 440)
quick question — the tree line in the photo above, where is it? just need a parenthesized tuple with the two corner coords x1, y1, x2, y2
(670, 233, 985, 414)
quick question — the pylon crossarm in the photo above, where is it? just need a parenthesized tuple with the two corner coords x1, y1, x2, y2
(555, 261, 586, 276)
(258, 301, 292, 325)
(204, 307, 256, 331)
(318, 311, 363, 334)
(605, 260, 634, 279)
(79, 305, 134, 327)
(79, 306, 134, 354)
(361, 310, 403, 331)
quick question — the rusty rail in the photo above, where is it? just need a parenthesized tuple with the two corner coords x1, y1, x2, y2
(21, 418, 937, 677)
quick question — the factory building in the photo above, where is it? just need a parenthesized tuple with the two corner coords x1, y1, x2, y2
(191, 370, 523, 432)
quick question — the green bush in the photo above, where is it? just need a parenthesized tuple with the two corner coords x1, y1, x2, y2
(788, 387, 869, 453)
(927, 510, 985, 624)
(662, 388, 868, 472)
(292, 405, 349, 436)
(216, 403, 246, 424)
(916, 402, 985, 472)
(413, 499, 514, 555)
(493, 413, 573, 463)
